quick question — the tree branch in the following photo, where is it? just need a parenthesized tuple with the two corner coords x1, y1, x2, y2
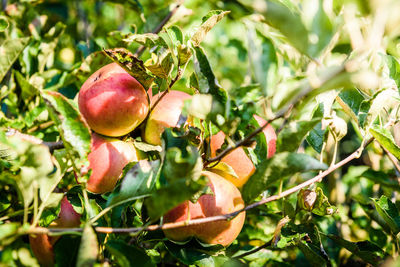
(25, 137, 373, 236)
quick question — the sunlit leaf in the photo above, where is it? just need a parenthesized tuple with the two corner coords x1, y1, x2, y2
(0, 37, 30, 83)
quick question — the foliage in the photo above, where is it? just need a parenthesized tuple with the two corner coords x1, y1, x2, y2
(1, 0, 400, 266)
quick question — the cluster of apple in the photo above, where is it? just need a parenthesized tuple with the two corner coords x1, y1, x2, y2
(30, 62, 277, 265)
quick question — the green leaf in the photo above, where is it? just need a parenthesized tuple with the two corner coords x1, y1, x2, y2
(54, 235, 81, 267)
(191, 10, 230, 47)
(193, 46, 227, 105)
(41, 91, 91, 168)
(338, 88, 364, 116)
(0, 222, 20, 246)
(166, 26, 183, 45)
(106, 240, 155, 267)
(372, 195, 400, 234)
(361, 169, 400, 190)
(76, 225, 98, 267)
(242, 152, 327, 202)
(1, 136, 56, 213)
(123, 33, 168, 48)
(259, 1, 309, 56)
(103, 48, 154, 89)
(385, 55, 400, 90)
(0, 16, 9, 32)
(107, 160, 161, 207)
(325, 234, 388, 266)
(144, 175, 208, 220)
(297, 241, 328, 267)
(0, 37, 30, 83)
(277, 119, 321, 152)
(163, 146, 203, 182)
(370, 124, 400, 160)
(306, 104, 327, 153)
(14, 70, 38, 102)
(306, 0, 334, 57)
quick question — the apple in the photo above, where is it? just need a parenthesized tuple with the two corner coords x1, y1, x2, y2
(29, 196, 81, 267)
(163, 171, 246, 247)
(86, 133, 140, 194)
(143, 90, 191, 146)
(78, 63, 149, 137)
(209, 115, 276, 188)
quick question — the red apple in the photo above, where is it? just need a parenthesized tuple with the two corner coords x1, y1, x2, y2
(86, 133, 140, 194)
(163, 171, 246, 247)
(209, 115, 276, 188)
(29, 196, 81, 267)
(78, 63, 149, 137)
(143, 90, 191, 145)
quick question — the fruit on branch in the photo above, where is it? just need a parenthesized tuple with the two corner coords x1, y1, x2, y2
(163, 171, 246, 247)
(144, 90, 191, 145)
(86, 133, 140, 194)
(29, 196, 81, 267)
(78, 63, 149, 137)
(209, 115, 276, 188)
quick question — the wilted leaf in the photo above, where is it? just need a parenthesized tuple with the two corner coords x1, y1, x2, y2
(191, 10, 230, 47)
(123, 33, 168, 48)
(0, 37, 30, 83)
(297, 187, 336, 216)
(242, 152, 327, 202)
(145, 51, 173, 78)
(103, 48, 154, 89)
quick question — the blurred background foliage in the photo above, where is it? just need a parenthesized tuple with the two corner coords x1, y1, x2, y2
(2, 0, 400, 266)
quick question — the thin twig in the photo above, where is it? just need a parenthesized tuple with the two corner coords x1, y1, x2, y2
(25, 137, 373, 236)
(149, 67, 182, 113)
(204, 65, 347, 166)
(380, 144, 400, 174)
(134, 0, 184, 58)
(233, 240, 272, 259)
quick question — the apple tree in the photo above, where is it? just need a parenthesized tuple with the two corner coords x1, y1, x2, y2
(1, 0, 400, 266)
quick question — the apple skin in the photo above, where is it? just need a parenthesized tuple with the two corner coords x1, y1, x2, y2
(29, 197, 81, 267)
(86, 133, 139, 194)
(209, 115, 277, 188)
(163, 171, 246, 247)
(78, 63, 149, 137)
(144, 90, 191, 146)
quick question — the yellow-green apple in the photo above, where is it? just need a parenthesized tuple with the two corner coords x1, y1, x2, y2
(78, 63, 149, 137)
(86, 133, 140, 194)
(144, 90, 191, 145)
(163, 171, 245, 247)
(29, 196, 81, 267)
(209, 115, 276, 188)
